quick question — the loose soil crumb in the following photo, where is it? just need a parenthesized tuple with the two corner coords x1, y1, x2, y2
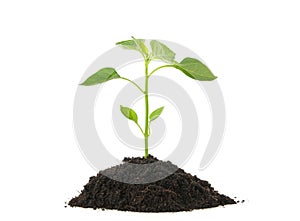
(69, 155, 236, 212)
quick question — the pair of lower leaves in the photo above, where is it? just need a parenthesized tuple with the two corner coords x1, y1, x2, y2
(120, 105, 164, 136)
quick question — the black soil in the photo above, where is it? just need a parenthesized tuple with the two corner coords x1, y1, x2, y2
(69, 155, 236, 212)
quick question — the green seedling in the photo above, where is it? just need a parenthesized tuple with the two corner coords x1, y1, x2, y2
(80, 37, 217, 158)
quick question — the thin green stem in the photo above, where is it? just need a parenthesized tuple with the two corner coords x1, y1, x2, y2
(148, 64, 174, 77)
(120, 77, 144, 94)
(135, 122, 144, 135)
(144, 60, 150, 158)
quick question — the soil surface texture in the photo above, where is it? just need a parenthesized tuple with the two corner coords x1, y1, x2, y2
(69, 155, 236, 212)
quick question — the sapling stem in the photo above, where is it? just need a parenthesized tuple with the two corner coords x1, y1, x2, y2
(148, 64, 174, 77)
(136, 122, 144, 135)
(144, 60, 150, 158)
(120, 77, 144, 94)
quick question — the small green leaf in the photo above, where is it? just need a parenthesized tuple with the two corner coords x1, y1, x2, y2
(149, 106, 164, 122)
(80, 68, 120, 86)
(120, 105, 138, 124)
(174, 57, 217, 81)
(150, 40, 175, 63)
(116, 39, 137, 50)
(116, 37, 148, 57)
(132, 37, 148, 55)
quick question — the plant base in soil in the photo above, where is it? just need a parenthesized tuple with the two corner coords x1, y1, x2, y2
(68, 155, 236, 212)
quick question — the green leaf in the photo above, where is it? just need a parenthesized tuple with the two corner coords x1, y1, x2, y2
(80, 68, 120, 86)
(132, 37, 148, 55)
(116, 37, 148, 57)
(150, 40, 175, 63)
(120, 105, 138, 124)
(149, 106, 164, 122)
(174, 57, 217, 81)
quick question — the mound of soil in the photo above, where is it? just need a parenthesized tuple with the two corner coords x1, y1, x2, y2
(69, 155, 236, 212)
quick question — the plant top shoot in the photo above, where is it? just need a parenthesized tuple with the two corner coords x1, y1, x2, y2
(80, 37, 217, 158)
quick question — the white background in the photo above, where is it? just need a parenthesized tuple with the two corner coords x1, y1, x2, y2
(1, 0, 300, 220)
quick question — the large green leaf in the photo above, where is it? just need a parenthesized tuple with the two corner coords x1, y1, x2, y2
(116, 37, 148, 57)
(120, 105, 138, 124)
(80, 68, 120, 86)
(150, 40, 175, 63)
(174, 57, 217, 81)
(149, 106, 164, 122)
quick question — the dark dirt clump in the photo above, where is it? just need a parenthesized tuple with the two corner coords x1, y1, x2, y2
(68, 155, 236, 212)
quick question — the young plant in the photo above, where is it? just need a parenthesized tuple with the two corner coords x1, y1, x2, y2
(80, 37, 217, 158)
